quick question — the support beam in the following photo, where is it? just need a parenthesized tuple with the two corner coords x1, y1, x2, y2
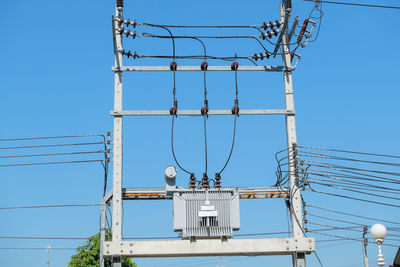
(103, 238, 315, 258)
(111, 109, 294, 117)
(121, 187, 289, 200)
(112, 65, 295, 72)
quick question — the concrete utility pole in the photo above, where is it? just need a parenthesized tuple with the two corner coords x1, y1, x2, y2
(111, 0, 124, 266)
(46, 245, 51, 267)
(280, 1, 307, 266)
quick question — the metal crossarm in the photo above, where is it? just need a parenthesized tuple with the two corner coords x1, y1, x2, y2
(111, 109, 295, 116)
(112, 65, 295, 72)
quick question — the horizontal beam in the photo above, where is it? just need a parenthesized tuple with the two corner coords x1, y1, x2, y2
(111, 109, 294, 116)
(112, 65, 294, 72)
(103, 238, 314, 257)
(122, 187, 289, 200)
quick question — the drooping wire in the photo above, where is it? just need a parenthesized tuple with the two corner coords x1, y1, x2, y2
(217, 55, 239, 175)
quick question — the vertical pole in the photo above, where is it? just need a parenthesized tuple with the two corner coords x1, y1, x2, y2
(100, 200, 107, 267)
(112, 0, 124, 266)
(280, 2, 306, 267)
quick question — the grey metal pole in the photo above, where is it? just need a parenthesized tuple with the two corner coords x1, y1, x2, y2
(112, 0, 124, 266)
(280, 2, 306, 267)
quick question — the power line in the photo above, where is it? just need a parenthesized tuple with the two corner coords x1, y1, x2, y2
(0, 204, 102, 210)
(0, 247, 75, 251)
(303, 0, 400, 10)
(0, 141, 106, 150)
(0, 150, 107, 159)
(0, 134, 109, 142)
(307, 204, 400, 225)
(0, 159, 104, 168)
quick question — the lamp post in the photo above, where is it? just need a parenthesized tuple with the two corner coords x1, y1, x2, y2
(370, 224, 387, 267)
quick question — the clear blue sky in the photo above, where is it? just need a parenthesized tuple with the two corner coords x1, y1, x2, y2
(0, 0, 399, 266)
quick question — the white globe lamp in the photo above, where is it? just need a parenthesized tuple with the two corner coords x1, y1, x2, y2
(370, 223, 387, 267)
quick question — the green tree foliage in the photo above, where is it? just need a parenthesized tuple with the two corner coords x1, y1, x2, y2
(68, 229, 136, 267)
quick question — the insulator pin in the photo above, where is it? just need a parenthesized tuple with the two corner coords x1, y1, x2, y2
(170, 61, 177, 71)
(231, 61, 239, 70)
(201, 61, 208, 70)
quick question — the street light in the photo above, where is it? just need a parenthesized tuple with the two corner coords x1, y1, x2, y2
(371, 224, 387, 267)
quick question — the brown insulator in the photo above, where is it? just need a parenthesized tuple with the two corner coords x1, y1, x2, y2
(169, 105, 177, 116)
(189, 173, 196, 189)
(170, 61, 177, 71)
(125, 29, 130, 37)
(253, 53, 259, 61)
(259, 53, 264, 60)
(202, 173, 209, 188)
(262, 22, 268, 31)
(119, 26, 124, 35)
(266, 31, 273, 38)
(276, 19, 281, 28)
(259, 33, 266, 40)
(132, 19, 137, 28)
(201, 61, 208, 70)
(273, 28, 279, 36)
(116, 0, 124, 8)
(125, 18, 130, 27)
(201, 104, 209, 116)
(133, 51, 138, 59)
(269, 21, 274, 29)
(131, 31, 137, 39)
(231, 100, 239, 116)
(297, 18, 309, 44)
(231, 61, 239, 70)
(215, 173, 221, 188)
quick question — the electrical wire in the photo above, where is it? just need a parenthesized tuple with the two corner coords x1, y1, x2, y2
(306, 204, 400, 226)
(303, 0, 400, 10)
(217, 55, 239, 175)
(0, 134, 108, 142)
(0, 150, 106, 159)
(0, 204, 102, 210)
(0, 159, 104, 168)
(0, 141, 106, 150)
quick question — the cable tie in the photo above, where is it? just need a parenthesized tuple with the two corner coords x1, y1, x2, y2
(201, 61, 208, 71)
(170, 61, 177, 71)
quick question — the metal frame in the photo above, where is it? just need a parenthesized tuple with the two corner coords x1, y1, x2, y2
(104, 1, 311, 266)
